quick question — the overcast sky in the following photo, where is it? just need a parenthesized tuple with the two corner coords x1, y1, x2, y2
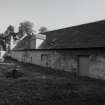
(0, 0, 105, 32)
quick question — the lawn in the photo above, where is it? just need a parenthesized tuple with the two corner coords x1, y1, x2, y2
(0, 57, 104, 105)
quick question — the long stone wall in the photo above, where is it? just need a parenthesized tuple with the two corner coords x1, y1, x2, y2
(9, 50, 105, 80)
(9, 50, 77, 73)
(89, 55, 105, 79)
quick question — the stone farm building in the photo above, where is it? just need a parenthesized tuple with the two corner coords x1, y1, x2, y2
(10, 20, 105, 80)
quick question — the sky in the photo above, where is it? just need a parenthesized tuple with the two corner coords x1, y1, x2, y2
(0, 0, 105, 33)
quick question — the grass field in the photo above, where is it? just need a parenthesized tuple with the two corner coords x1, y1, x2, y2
(0, 57, 104, 105)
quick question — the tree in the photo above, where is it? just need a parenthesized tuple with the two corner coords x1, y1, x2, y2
(2, 25, 15, 50)
(4, 25, 15, 44)
(5, 25, 14, 35)
(39, 26, 48, 33)
(18, 21, 34, 35)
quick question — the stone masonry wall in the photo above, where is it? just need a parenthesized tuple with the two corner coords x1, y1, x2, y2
(89, 55, 105, 79)
(9, 50, 77, 73)
(9, 50, 105, 80)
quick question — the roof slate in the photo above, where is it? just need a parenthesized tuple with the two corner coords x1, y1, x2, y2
(39, 20, 105, 49)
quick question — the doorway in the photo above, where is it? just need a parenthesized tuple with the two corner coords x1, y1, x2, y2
(78, 55, 90, 76)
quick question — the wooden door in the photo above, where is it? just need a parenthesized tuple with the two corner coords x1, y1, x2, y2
(79, 56, 90, 76)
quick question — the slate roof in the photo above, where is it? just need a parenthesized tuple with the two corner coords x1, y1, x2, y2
(39, 20, 105, 49)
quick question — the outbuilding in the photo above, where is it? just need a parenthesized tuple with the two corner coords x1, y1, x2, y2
(10, 20, 105, 80)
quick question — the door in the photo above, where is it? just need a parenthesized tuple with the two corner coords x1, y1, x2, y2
(41, 54, 49, 67)
(79, 56, 90, 76)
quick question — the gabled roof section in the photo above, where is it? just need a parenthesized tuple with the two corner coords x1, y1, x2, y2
(12, 35, 32, 50)
(39, 20, 105, 49)
(12, 33, 46, 50)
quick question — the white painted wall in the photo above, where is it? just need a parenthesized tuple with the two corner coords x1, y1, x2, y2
(30, 33, 46, 49)
(36, 39, 44, 49)
(0, 51, 6, 61)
